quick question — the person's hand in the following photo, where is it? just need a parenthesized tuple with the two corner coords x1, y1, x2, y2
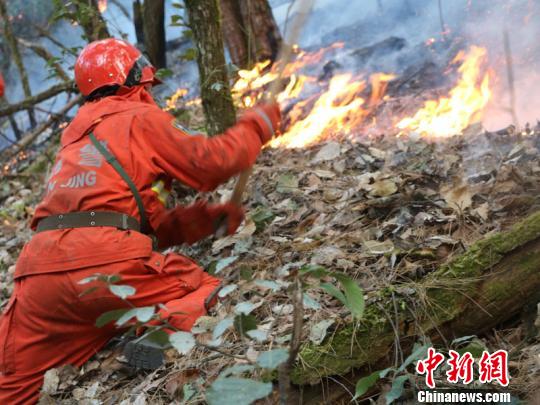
(241, 102, 281, 144)
(207, 202, 245, 236)
(154, 200, 244, 248)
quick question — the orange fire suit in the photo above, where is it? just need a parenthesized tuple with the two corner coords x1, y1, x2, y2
(0, 73, 4, 98)
(0, 85, 277, 404)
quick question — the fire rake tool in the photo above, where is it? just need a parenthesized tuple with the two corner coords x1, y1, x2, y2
(228, 0, 315, 207)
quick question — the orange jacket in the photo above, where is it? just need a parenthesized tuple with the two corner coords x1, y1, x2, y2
(15, 86, 269, 278)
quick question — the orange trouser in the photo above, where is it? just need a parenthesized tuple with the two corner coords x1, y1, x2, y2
(0, 252, 220, 405)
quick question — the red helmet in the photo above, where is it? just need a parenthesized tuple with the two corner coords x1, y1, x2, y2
(74, 38, 159, 96)
(0, 73, 4, 98)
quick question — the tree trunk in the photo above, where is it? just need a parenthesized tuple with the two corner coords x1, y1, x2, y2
(133, 0, 145, 45)
(185, 0, 236, 136)
(142, 0, 166, 68)
(74, 0, 110, 41)
(0, 0, 36, 130)
(292, 210, 540, 385)
(220, 0, 249, 68)
(220, 0, 282, 69)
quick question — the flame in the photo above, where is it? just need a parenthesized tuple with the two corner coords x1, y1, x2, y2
(98, 0, 107, 13)
(270, 74, 368, 148)
(165, 88, 189, 111)
(396, 46, 491, 138)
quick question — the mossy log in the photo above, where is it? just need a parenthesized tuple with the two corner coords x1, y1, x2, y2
(292, 211, 540, 385)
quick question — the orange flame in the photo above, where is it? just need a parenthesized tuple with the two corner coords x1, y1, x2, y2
(396, 46, 491, 138)
(165, 88, 189, 111)
(98, 0, 107, 13)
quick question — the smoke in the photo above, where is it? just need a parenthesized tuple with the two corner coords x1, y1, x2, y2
(272, 0, 540, 130)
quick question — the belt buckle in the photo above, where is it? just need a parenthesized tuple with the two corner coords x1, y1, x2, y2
(121, 214, 128, 230)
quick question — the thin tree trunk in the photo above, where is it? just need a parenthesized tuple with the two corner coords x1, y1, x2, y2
(220, 0, 249, 68)
(240, 0, 282, 64)
(0, 0, 36, 128)
(142, 0, 166, 68)
(185, 0, 236, 135)
(133, 0, 145, 45)
(221, 0, 282, 69)
(74, 0, 110, 41)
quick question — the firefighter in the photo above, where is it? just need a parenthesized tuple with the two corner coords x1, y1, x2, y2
(0, 38, 281, 404)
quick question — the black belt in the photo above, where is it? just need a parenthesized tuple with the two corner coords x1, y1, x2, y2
(36, 211, 140, 233)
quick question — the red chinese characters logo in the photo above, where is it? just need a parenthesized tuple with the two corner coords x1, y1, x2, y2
(416, 348, 509, 388)
(416, 348, 445, 389)
(446, 350, 474, 384)
(478, 350, 509, 386)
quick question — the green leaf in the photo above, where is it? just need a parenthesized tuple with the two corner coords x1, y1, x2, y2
(145, 329, 169, 347)
(320, 282, 347, 305)
(254, 280, 281, 292)
(303, 293, 321, 310)
(109, 284, 136, 299)
(257, 349, 289, 369)
(385, 375, 409, 404)
(397, 343, 428, 373)
(213, 317, 234, 340)
(206, 378, 272, 405)
(155, 68, 173, 79)
(170, 331, 196, 354)
(95, 309, 129, 328)
(77, 273, 104, 284)
(181, 48, 197, 61)
(246, 329, 268, 342)
(234, 314, 257, 335)
(335, 274, 365, 319)
(276, 173, 299, 194)
(218, 284, 238, 298)
(116, 306, 155, 326)
(234, 302, 254, 315)
(79, 286, 99, 297)
(219, 364, 255, 378)
(215, 256, 238, 274)
(250, 206, 275, 232)
(354, 370, 381, 399)
(300, 265, 329, 279)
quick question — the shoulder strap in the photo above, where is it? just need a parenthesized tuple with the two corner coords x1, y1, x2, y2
(88, 132, 150, 234)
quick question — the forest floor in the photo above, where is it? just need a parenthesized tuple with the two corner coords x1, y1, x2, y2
(1, 124, 539, 404)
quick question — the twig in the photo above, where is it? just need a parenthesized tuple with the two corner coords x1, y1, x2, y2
(503, 30, 519, 128)
(278, 273, 304, 404)
(0, 0, 36, 127)
(0, 82, 76, 117)
(0, 97, 21, 140)
(17, 38, 70, 81)
(110, 0, 131, 19)
(3, 95, 83, 160)
(438, 0, 446, 38)
(32, 24, 78, 56)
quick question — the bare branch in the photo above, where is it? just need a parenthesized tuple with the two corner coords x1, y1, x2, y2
(0, 0, 37, 127)
(3, 95, 83, 161)
(17, 38, 70, 81)
(0, 82, 76, 118)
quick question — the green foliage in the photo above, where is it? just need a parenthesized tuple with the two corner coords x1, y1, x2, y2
(155, 68, 174, 80)
(234, 313, 257, 335)
(115, 306, 155, 326)
(300, 265, 365, 319)
(95, 308, 130, 328)
(353, 343, 429, 403)
(181, 47, 198, 61)
(257, 349, 288, 369)
(170, 331, 196, 354)
(250, 206, 275, 232)
(205, 378, 272, 405)
(109, 284, 136, 299)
